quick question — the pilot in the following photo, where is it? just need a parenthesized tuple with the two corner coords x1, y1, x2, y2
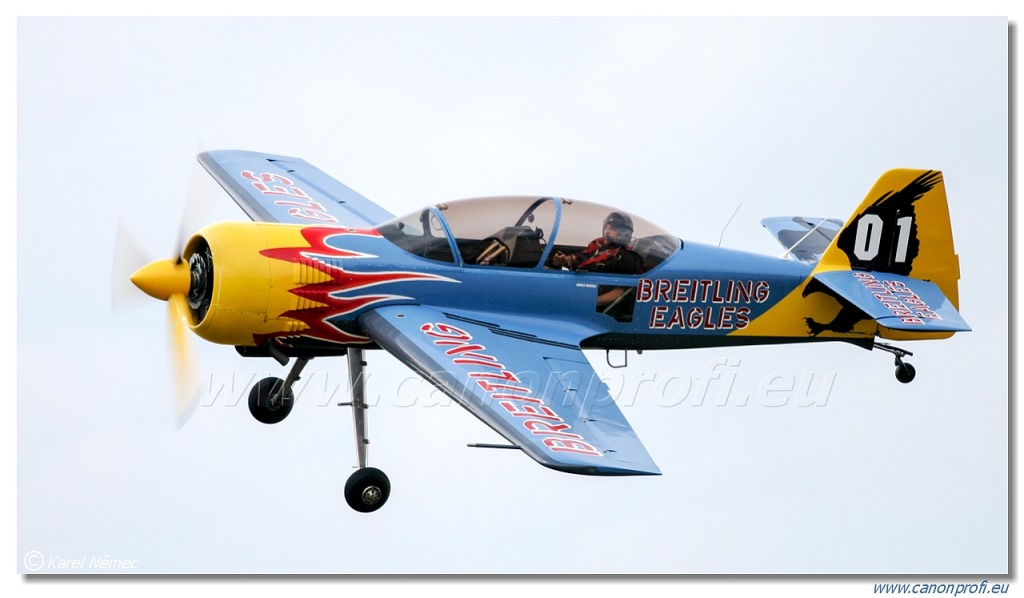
(551, 212, 644, 275)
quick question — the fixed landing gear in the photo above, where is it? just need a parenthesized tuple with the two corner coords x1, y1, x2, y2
(895, 361, 916, 384)
(338, 348, 391, 513)
(245, 347, 391, 512)
(874, 342, 916, 384)
(248, 356, 309, 424)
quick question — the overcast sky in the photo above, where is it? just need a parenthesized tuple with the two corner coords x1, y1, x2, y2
(14, 12, 1012, 597)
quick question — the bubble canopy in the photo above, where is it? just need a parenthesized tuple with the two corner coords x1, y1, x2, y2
(377, 196, 681, 273)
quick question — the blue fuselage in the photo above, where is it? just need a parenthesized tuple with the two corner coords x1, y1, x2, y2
(322, 231, 814, 352)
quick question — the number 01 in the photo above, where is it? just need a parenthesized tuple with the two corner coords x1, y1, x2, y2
(852, 214, 913, 264)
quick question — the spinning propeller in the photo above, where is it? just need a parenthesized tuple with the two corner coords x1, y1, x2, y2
(114, 154, 219, 427)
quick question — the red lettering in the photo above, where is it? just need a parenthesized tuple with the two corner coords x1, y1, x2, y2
(492, 393, 542, 403)
(275, 198, 326, 211)
(654, 279, 671, 302)
(673, 279, 690, 302)
(637, 279, 653, 302)
(753, 281, 770, 303)
(523, 419, 582, 439)
(697, 279, 713, 302)
(287, 207, 337, 222)
(420, 320, 604, 460)
(649, 305, 668, 329)
(469, 370, 521, 382)
(717, 305, 735, 330)
(242, 170, 289, 185)
(453, 358, 505, 369)
(445, 344, 497, 361)
(500, 401, 560, 421)
(421, 323, 472, 341)
(730, 280, 751, 303)
(667, 306, 686, 329)
(476, 379, 531, 394)
(543, 437, 602, 456)
(702, 307, 717, 330)
(241, 170, 339, 223)
(242, 171, 306, 198)
(711, 280, 725, 303)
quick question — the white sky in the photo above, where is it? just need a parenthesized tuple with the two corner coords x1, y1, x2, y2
(11, 7, 1015, 598)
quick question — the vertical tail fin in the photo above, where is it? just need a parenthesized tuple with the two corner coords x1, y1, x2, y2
(725, 168, 968, 342)
(818, 169, 961, 309)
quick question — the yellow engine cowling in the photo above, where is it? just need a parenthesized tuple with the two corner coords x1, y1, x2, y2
(183, 221, 314, 346)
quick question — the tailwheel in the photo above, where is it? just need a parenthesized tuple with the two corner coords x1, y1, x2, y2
(345, 467, 390, 513)
(248, 376, 294, 424)
(874, 341, 916, 384)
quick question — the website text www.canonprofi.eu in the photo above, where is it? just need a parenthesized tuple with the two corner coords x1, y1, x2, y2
(199, 357, 838, 411)
(873, 581, 1011, 596)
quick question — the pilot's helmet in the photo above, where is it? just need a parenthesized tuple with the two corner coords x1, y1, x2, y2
(603, 212, 634, 246)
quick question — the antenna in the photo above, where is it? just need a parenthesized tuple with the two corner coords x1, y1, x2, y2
(718, 203, 742, 247)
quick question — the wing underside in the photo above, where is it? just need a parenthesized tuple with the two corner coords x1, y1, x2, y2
(198, 149, 395, 227)
(359, 305, 661, 476)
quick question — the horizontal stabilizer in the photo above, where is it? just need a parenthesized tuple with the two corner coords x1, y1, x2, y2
(813, 270, 971, 333)
(762, 217, 844, 262)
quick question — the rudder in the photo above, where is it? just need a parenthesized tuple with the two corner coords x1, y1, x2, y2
(818, 169, 961, 310)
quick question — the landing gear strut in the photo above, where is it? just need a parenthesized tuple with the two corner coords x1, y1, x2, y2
(338, 348, 391, 513)
(874, 342, 916, 384)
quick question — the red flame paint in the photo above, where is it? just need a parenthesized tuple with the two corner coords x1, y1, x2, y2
(257, 226, 452, 346)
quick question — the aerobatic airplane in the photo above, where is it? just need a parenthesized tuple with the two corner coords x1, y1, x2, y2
(129, 150, 970, 512)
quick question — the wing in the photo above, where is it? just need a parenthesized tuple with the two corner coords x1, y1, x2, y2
(762, 216, 844, 263)
(198, 149, 395, 227)
(359, 305, 661, 476)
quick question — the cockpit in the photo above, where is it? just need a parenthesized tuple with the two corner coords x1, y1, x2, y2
(377, 196, 680, 273)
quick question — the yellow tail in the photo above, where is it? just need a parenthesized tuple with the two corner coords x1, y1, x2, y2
(817, 169, 961, 310)
(734, 169, 966, 343)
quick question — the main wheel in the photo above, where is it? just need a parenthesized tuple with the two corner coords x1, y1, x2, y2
(248, 377, 294, 424)
(345, 467, 391, 513)
(895, 362, 916, 384)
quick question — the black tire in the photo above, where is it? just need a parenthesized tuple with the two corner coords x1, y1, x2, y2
(248, 377, 294, 424)
(895, 362, 916, 384)
(344, 467, 391, 513)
